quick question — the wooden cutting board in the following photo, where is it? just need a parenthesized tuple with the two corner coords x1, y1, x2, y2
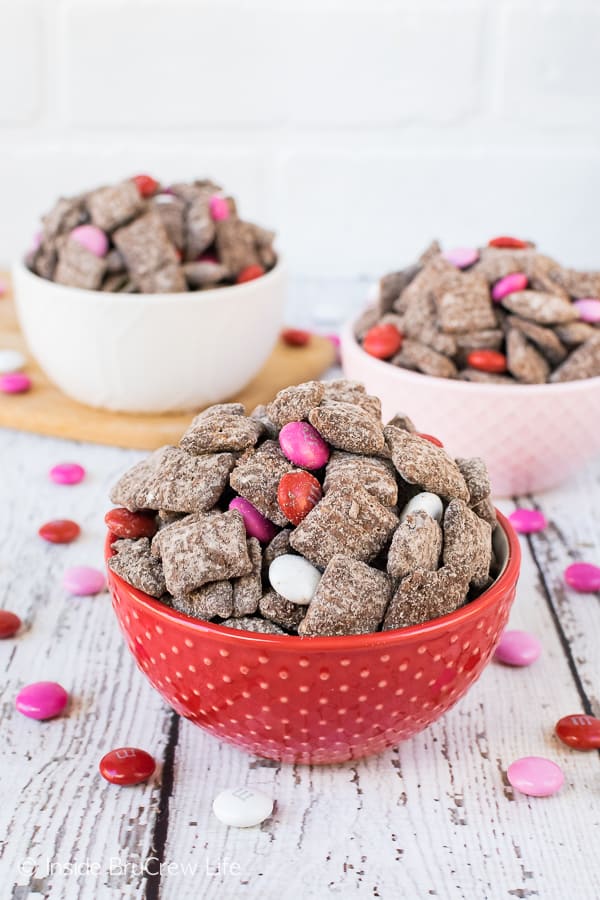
(0, 275, 335, 450)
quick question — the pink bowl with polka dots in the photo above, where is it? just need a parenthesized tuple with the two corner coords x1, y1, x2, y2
(105, 512, 520, 765)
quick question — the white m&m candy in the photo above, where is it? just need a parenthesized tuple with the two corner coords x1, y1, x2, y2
(400, 492, 443, 523)
(0, 349, 26, 374)
(213, 787, 273, 828)
(269, 554, 321, 605)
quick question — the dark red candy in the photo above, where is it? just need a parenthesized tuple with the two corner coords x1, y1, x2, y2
(555, 714, 600, 750)
(488, 236, 529, 249)
(417, 433, 444, 448)
(236, 264, 265, 284)
(99, 747, 156, 785)
(277, 471, 322, 526)
(38, 519, 81, 544)
(363, 323, 403, 360)
(281, 328, 311, 347)
(0, 610, 21, 639)
(132, 174, 159, 198)
(467, 349, 508, 374)
(104, 508, 158, 540)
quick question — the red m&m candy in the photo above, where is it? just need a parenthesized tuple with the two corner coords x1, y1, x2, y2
(417, 433, 444, 448)
(236, 264, 265, 284)
(555, 714, 600, 750)
(0, 610, 21, 638)
(466, 349, 508, 374)
(132, 174, 159, 198)
(105, 508, 158, 540)
(281, 328, 311, 347)
(488, 236, 529, 249)
(39, 519, 81, 544)
(278, 471, 323, 526)
(363, 323, 403, 360)
(99, 747, 156, 785)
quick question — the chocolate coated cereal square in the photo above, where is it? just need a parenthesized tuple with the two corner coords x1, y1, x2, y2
(180, 404, 263, 454)
(323, 451, 398, 507)
(386, 511, 442, 579)
(259, 590, 305, 632)
(54, 239, 107, 290)
(172, 580, 233, 620)
(230, 440, 294, 527)
(384, 427, 469, 502)
(267, 381, 325, 428)
(232, 538, 263, 617)
(109, 538, 166, 598)
(442, 499, 492, 590)
(88, 181, 144, 232)
(383, 567, 469, 630)
(308, 401, 385, 455)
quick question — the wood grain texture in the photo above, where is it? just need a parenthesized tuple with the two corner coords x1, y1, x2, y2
(1, 280, 599, 899)
(0, 281, 335, 450)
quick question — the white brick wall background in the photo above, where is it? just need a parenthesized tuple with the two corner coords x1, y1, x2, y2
(1, 0, 600, 278)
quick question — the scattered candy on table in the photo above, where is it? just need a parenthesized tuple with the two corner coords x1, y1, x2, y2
(491, 272, 528, 302)
(104, 508, 158, 540)
(0, 610, 21, 639)
(0, 349, 26, 374)
(281, 328, 311, 347)
(63, 566, 106, 596)
(555, 714, 600, 750)
(39, 519, 81, 544)
(279, 421, 330, 470)
(277, 470, 322, 525)
(494, 629, 541, 667)
(15, 681, 69, 720)
(0, 372, 31, 394)
(268, 554, 322, 605)
(466, 349, 508, 374)
(49, 462, 86, 485)
(212, 787, 273, 828)
(362, 323, 403, 360)
(99, 747, 156, 785)
(506, 756, 564, 797)
(573, 298, 600, 323)
(509, 508, 548, 534)
(229, 496, 278, 543)
(442, 247, 479, 269)
(563, 561, 600, 592)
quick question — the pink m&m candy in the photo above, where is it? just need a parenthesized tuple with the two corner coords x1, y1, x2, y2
(63, 566, 106, 596)
(442, 247, 479, 269)
(509, 508, 547, 534)
(507, 756, 564, 797)
(564, 561, 600, 592)
(573, 298, 600, 323)
(16, 681, 69, 720)
(279, 422, 330, 470)
(495, 629, 541, 666)
(209, 195, 230, 222)
(0, 372, 31, 394)
(492, 272, 528, 302)
(70, 224, 109, 258)
(49, 462, 86, 485)
(229, 497, 278, 543)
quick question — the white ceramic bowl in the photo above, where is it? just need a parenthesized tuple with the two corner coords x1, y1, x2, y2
(342, 309, 600, 496)
(12, 260, 286, 413)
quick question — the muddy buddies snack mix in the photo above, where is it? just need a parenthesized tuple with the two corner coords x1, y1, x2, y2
(27, 174, 276, 292)
(358, 238, 600, 383)
(107, 380, 501, 637)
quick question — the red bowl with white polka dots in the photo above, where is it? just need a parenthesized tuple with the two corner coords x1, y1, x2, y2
(105, 512, 520, 765)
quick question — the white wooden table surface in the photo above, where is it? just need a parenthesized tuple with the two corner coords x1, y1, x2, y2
(1, 280, 599, 900)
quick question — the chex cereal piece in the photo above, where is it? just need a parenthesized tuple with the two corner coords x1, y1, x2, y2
(393, 255, 460, 316)
(506, 328, 550, 384)
(230, 440, 294, 527)
(289, 485, 398, 568)
(215, 218, 262, 274)
(392, 339, 457, 379)
(110, 446, 234, 512)
(220, 616, 286, 635)
(471, 496, 498, 530)
(386, 412, 415, 432)
(232, 538, 262, 616)
(159, 510, 252, 595)
(443, 499, 492, 590)
(87, 182, 144, 232)
(259, 590, 305, 632)
(437, 274, 496, 334)
(378, 265, 419, 315)
(383, 566, 469, 630)
(555, 321, 597, 347)
(384, 426, 469, 502)
(262, 529, 291, 574)
(108, 538, 166, 598)
(455, 329, 504, 353)
(418, 239, 442, 266)
(321, 380, 382, 419)
(180, 404, 262, 454)
(528, 253, 571, 300)
(558, 268, 600, 299)
(184, 187, 216, 260)
(386, 511, 442, 579)
(472, 247, 537, 283)
(550, 334, 600, 383)
(183, 261, 229, 288)
(153, 195, 185, 248)
(172, 581, 233, 621)
(354, 307, 380, 341)
(501, 290, 577, 325)
(455, 457, 491, 505)
(459, 368, 514, 384)
(323, 450, 398, 506)
(250, 404, 279, 439)
(113, 211, 186, 293)
(509, 317, 567, 366)
(139, 264, 187, 293)
(399, 290, 437, 340)
(419, 326, 458, 358)
(267, 381, 325, 428)
(151, 511, 217, 556)
(54, 239, 107, 290)
(299, 555, 392, 637)
(308, 401, 385, 454)
(42, 195, 87, 240)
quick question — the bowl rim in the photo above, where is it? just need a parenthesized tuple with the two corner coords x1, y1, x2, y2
(12, 256, 285, 305)
(341, 309, 600, 395)
(105, 509, 521, 652)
